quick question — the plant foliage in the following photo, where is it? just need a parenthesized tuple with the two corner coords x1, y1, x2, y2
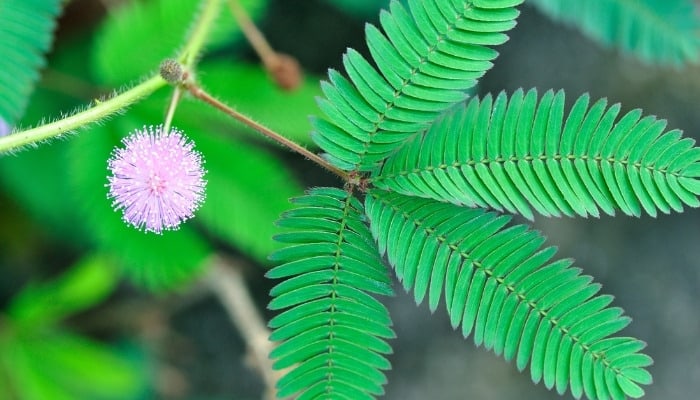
(4, 332, 146, 400)
(528, 0, 700, 66)
(323, 0, 390, 18)
(194, 63, 321, 145)
(366, 190, 652, 399)
(191, 121, 304, 261)
(0, 0, 61, 124)
(3, 0, 700, 398)
(268, 188, 394, 399)
(266, 0, 700, 399)
(372, 89, 700, 220)
(0, 257, 147, 400)
(312, 0, 524, 171)
(8, 254, 118, 329)
(93, 0, 266, 84)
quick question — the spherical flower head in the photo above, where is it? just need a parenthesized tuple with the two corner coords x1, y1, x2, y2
(107, 125, 206, 234)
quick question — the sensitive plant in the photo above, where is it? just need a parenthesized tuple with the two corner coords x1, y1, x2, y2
(1, 0, 700, 399)
(107, 125, 207, 234)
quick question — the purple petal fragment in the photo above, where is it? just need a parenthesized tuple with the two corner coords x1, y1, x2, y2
(0, 117, 10, 137)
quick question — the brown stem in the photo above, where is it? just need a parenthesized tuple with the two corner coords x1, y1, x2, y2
(227, 0, 302, 90)
(227, 0, 276, 65)
(182, 79, 349, 181)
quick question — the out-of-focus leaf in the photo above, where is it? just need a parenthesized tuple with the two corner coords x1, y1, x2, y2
(196, 62, 320, 145)
(6, 332, 148, 400)
(0, 341, 10, 400)
(529, 0, 700, 66)
(4, 340, 74, 400)
(323, 0, 390, 18)
(0, 139, 90, 240)
(8, 254, 119, 328)
(67, 119, 212, 291)
(93, 0, 267, 84)
(0, 0, 61, 124)
(0, 33, 97, 242)
(188, 127, 304, 263)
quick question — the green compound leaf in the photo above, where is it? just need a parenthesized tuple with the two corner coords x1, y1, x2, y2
(92, 0, 267, 84)
(529, 0, 700, 66)
(313, 0, 525, 172)
(365, 190, 652, 400)
(0, 0, 61, 125)
(67, 119, 211, 291)
(268, 187, 394, 399)
(372, 89, 700, 220)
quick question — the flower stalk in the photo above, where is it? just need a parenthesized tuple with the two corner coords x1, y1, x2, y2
(0, 75, 166, 154)
(227, 0, 302, 90)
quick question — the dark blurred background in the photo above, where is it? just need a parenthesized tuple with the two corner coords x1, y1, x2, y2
(1, 1, 699, 399)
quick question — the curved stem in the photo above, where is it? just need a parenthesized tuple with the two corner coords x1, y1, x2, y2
(182, 79, 349, 181)
(0, 0, 224, 154)
(0, 75, 166, 154)
(228, 0, 276, 65)
(165, 0, 223, 135)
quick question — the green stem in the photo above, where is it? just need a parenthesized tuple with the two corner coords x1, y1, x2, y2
(164, 0, 223, 134)
(0, 0, 223, 155)
(0, 75, 166, 154)
(162, 86, 183, 135)
(180, 0, 223, 68)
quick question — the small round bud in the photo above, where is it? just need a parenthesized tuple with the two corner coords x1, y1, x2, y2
(159, 59, 185, 84)
(266, 53, 303, 91)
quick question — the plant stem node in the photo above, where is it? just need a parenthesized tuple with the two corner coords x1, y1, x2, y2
(160, 59, 186, 84)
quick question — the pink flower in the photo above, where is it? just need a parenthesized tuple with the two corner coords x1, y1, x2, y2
(107, 125, 206, 234)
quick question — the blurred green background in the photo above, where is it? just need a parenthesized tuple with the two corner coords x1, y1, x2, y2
(1, 0, 699, 399)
